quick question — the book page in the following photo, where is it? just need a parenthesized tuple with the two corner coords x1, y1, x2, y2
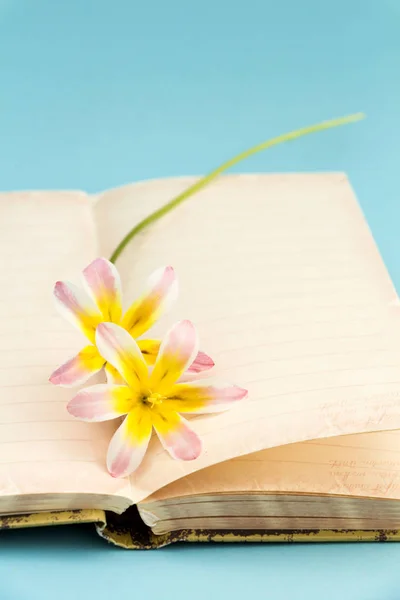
(146, 430, 400, 502)
(95, 174, 400, 503)
(0, 191, 131, 511)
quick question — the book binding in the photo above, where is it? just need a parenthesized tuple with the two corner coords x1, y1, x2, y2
(2, 510, 400, 549)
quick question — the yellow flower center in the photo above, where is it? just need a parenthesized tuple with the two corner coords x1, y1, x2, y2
(141, 391, 165, 408)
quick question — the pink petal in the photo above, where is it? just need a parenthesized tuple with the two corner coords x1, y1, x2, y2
(82, 258, 122, 323)
(188, 350, 215, 373)
(149, 320, 199, 392)
(67, 384, 133, 422)
(107, 410, 152, 477)
(95, 322, 148, 391)
(121, 266, 178, 338)
(49, 345, 105, 387)
(166, 381, 248, 414)
(152, 411, 202, 461)
(53, 280, 103, 342)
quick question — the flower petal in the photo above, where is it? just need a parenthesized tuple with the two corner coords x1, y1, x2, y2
(166, 381, 248, 414)
(138, 339, 214, 374)
(188, 350, 215, 374)
(105, 363, 126, 385)
(149, 320, 199, 393)
(49, 345, 105, 387)
(121, 266, 178, 338)
(107, 409, 152, 477)
(152, 410, 202, 461)
(137, 338, 162, 366)
(82, 258, 122, 323)
(96, 322, 148, 391)
(67, 384, 134, 422)
(53, 281, 103, 342)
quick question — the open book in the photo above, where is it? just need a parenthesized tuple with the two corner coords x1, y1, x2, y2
(2, 173, 400, 548)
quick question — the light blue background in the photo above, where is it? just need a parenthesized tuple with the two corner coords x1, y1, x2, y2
(1, 0, 400, 598)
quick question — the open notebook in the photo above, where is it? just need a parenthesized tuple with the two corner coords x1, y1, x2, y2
(2, 173, 400, 548)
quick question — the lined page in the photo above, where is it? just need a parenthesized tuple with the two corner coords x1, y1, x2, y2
(95, 174, 400, 503)
(146, 431, 400, 502)
(0, 192, 131, 508)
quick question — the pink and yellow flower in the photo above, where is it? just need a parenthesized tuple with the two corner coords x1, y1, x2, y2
(49, 258, 214, 387)
(67, 320, 247, 477)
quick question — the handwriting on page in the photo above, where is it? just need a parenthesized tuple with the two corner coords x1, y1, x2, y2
(144, 430, 400, 503)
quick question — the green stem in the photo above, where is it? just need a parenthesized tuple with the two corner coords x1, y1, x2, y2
(109, 112, 365, 264)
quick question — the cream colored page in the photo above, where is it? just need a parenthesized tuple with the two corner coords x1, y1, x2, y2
(147, 431, 400, 502)
(0, 191, 131, 507)
(94, 174, 400, 503)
